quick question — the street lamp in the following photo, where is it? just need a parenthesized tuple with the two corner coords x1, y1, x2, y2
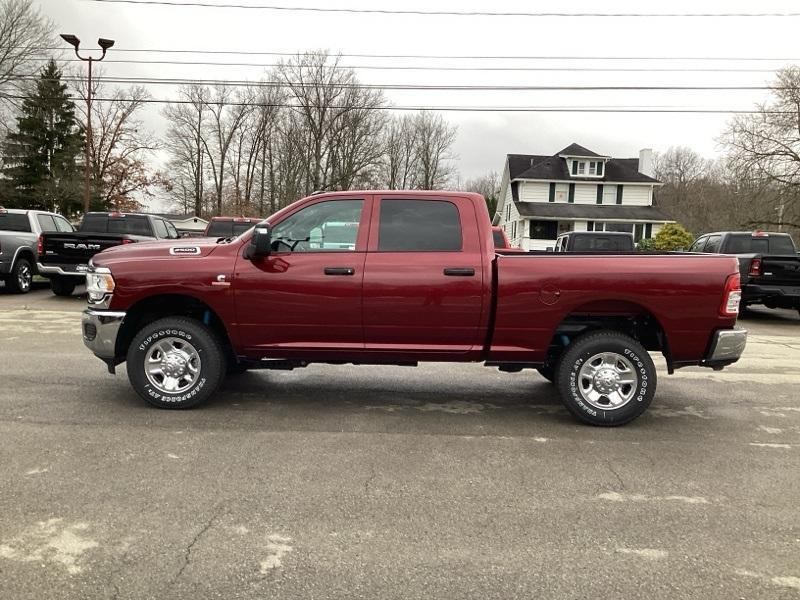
(60, 34, 115, 214)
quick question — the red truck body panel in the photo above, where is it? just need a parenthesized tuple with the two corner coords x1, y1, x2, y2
(93, 191, 739, 368)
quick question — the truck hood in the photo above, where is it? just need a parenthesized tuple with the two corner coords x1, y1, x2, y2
(91, 238, 228, 266)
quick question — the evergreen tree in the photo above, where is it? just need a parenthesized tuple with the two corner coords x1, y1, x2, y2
(1, 59, 82, 213)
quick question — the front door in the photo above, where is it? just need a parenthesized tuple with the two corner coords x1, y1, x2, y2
(362, 195, 486, 356)
(233, 197, 369, 355)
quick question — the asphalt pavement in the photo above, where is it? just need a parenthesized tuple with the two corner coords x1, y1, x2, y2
(1, 285, 799, 599)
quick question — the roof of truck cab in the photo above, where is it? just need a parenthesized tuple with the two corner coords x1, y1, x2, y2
(304, 190, 484, 198)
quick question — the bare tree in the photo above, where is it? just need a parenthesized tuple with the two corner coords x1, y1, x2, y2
(0, 0, 53, 123)
(412, 112, 457, 189)
(73, 73, 161, 210)
(381, 114, 418, 189)
(163, 85, 209, 215)
(461, 170, 500, 215)
(721, 66, 800, 230)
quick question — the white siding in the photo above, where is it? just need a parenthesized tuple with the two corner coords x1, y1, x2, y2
(620, 185, 652, 206)
(573, 184, 597, 205)
(650, 223, 664, 237)
(519, 181, 549, 202)
(573, 220, 588, 232)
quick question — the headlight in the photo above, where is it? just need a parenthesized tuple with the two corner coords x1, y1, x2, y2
(86, 267, 115, 300)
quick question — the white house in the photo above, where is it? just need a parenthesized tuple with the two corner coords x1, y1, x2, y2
(495, 143, 674, 250)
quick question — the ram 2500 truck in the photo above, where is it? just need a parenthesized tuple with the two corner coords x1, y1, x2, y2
(81, 191, 746, 426)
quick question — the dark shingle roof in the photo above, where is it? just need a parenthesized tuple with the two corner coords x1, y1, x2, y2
(513, 202, 673, 222)
(556, 143, 603, 157)
(507, 152, 659, 184)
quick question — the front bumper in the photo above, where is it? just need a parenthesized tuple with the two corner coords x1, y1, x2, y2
(703, 328, 747, 369)
(82, 309, 126, 361)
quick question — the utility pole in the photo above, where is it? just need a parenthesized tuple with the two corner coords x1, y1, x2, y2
(60, 34, 115, 215)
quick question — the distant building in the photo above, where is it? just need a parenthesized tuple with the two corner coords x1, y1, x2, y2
(495, 143, 673, 250)
(151, 213, 209, 236)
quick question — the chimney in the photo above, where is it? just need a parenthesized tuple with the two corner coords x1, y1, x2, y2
(638, 148, 654, 177)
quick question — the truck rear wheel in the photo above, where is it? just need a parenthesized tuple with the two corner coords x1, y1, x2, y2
(126, 317, 226, 409)
(555, 330, 656, 426)
(50, 276, 76, 296)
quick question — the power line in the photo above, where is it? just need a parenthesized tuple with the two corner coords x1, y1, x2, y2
(3, 93, 780, 113)
(12, 74, 778, 92)
(83, 0, 800, 18)
(36, 46, 800, 62)
(39, 57, 786, 72)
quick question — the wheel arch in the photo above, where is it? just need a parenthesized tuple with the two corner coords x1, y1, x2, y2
(115, 294, 235, 363)
(546, 299, 673, 373)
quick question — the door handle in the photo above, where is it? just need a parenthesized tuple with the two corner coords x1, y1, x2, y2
(443, 267, 475, 277)
(324, 267, 355, 276)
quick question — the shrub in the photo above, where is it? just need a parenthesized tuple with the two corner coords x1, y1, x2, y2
(653, 223, 694, 251)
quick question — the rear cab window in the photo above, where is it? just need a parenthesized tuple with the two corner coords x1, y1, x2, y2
(377, 199, 462, 252)
(572, 235, 630, 251)
(724, 234, 796, 254)
(0, 213, 32, 232)
(80, 214, 153, 236)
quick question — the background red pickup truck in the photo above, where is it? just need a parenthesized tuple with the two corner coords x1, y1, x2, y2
(82, 190, 746, 426)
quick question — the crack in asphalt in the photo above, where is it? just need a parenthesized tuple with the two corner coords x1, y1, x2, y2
(606, 461, 627, 491)
(169, 505, 226, 588)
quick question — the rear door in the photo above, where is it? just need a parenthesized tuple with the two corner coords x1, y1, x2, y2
(362, 195, 485, 355)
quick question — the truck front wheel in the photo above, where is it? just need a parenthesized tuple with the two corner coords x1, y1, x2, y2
(126, 317, 226, 409)
(555, 330, 657, 426)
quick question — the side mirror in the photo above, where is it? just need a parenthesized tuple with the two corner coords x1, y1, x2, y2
(245, 225, 271, 259)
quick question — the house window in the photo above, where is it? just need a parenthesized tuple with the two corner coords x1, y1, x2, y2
(596, 184, 603, 204)
(645, 223, 652, 238)
(568, 183, 575, 203)
(577, 162, 586, 175)
(606, 223, 634, 233)
(616, 185, 623, 204)
(548, 182, 556, 202)
(587, 221, 594, 231)
(512, 221, 517, 239)
(596, 161, 604, 176)
(506, 203, 511, 221)
(530, 220, 558, 240)
(589, 162, 597, 176)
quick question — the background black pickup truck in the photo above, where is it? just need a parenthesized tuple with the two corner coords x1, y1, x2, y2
(689, 230, 800, 314)
(38, 212, 180, 296)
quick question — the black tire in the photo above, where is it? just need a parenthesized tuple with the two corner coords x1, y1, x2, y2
(50, 277, 76, 296)
(555, 330, 657, 427)
(126, 317, 226, 409)
(536, 365, 556, 383)
(6, 257, 33, 294)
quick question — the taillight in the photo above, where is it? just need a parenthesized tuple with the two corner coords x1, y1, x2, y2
(37, 234, 43, 255)
(720, 273, 741, 317)
(121, 239, 136, 244)
(748, 257, 761, 277)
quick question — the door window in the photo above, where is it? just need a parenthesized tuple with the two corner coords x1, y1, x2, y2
(165, 221, 180, 239)
(704, 235, 722, 253)
(271, 200, 363, 252)
(689, 237, 707, 252)
(377, 200, 462, 252)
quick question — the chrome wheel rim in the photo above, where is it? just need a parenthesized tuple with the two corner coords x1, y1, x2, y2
(17, 263, 31, 291)
(144, 337, 202, 394)
(577, 352, 638, 410)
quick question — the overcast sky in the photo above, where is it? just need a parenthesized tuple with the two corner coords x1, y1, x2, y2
(33, 0, 800, 207)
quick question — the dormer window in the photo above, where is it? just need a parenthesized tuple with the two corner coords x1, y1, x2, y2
(570, 159, 604, 178)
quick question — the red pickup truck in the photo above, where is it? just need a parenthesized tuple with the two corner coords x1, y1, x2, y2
(81, 191, 746, 426)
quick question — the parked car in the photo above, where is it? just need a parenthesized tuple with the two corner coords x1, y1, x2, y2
(203, 216, 261, 238)
(554, 231, 635, 252)
(81, 190, 745, 427)
(0, 207, 74, 294)
(38, 212, 181, 296)
(689, 231, 800, 314)
(491, 226, 527, 253)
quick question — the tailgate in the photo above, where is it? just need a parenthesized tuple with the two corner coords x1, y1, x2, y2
(759, 255, 800, 286)
(41, 233, 126, 266)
